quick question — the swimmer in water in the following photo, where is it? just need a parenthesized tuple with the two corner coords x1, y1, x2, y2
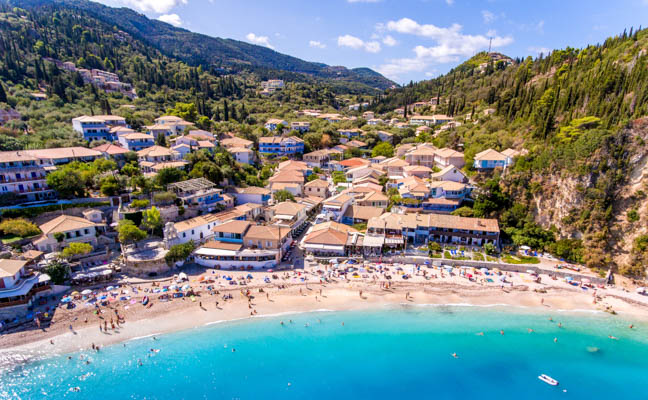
(608, 335, 618, 340)
(451, 353, 459, 359)
(138, 359, 143, 366)
(232, 348, 236, 352)
(476, 332, 484, 336)
(280, 321, 284, 325)
(500, 330, 504, 335)
(554, 337, 558, 343)
(528, 328, 534, 333)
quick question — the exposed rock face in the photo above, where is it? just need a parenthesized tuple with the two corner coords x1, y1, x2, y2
(503, 117, 648, 273)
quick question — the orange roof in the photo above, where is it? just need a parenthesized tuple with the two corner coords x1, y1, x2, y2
(339, 158, 370, 168)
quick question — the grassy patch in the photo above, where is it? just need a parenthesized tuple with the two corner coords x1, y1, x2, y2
(444, 250, 451, 258)
(1, 235, 22, 244)
(472, 253, 485, 261)
(486, 255, 499, 262)
(430, 252, 442, 258)
(502, 255, 540, 264)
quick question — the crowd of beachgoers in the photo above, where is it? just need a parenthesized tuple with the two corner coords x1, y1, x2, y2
(1, 260, 646, 357)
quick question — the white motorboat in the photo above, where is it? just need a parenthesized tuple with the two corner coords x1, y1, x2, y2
(538, 374, 559, 386)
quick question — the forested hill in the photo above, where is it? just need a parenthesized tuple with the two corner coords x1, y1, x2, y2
(6, 0, 395, 91)
(375, 30, 648, 276)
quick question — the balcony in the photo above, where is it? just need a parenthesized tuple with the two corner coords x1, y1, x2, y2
(0, 176, 47, 183)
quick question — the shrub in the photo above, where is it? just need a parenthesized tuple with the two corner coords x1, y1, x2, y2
(0, 218, 41, 237)
(131, 199, 150, 209)
(61, 242, 93, 259)
(627, 209, 640, 223)
(165, 242, 195, 264)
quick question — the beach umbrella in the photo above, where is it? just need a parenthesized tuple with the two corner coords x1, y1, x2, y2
(81, 289, 92, 295)
(182, 284, 191, 291)
(565, 276, 573, 281)
(106, 286, 114, 291)
(526, 269, 536, 274)
(480, 268, 488, 273)
(71, 291, 79, 296)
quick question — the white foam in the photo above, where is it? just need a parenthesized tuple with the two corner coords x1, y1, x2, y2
(127, 332, 162, 342)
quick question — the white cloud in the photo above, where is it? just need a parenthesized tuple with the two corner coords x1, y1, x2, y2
(382, 35, 397, 47)
(157, 13, 182, 27)
(445, 0, 454, 5)
(309, 40, 326, 49)
(246, 33, 275, 50)
(528, 46, 551, 56)
(96, 0, 188, 14)
(337, 34, 381, 53)
(378, 18, 513, 79)
(482, 10, 495, 24)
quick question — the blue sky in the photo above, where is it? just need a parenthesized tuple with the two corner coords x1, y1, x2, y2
(93, 0, 648, 84)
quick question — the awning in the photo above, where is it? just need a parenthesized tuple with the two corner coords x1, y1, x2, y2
(362, 235, 385, 247)
(385, 237, 404, 245)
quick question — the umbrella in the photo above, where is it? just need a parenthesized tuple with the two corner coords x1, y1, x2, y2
(178, 272, 188, 281)
(480, 268, 488, 273)
(520, 245, 531, 250)
(106, 286, 114, 291)
(71, 291, 79, 296)
(526, 269, 536, 274)
(101, 270, 112, 276)
(81, 289, 92, 295)
(181, 284, 191, 291)
(565, 276, 573, 281)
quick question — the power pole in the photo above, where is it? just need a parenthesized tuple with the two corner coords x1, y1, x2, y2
(488, 37, 492, 53)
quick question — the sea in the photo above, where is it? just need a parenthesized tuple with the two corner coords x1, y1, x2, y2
(1, 305, 647, 399)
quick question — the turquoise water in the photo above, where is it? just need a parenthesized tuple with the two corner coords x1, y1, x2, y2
(2, 305, 648, 399)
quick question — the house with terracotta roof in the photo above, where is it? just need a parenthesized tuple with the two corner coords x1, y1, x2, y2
(34, 215, 100, 252)
(337, 128, 363, 141)
(300, 222, 359, 256)
(258, 136, 304, 156)
(211, 220, 252, 244)
(228, 147, 255, 165)
(232, 186, 272, 205)
(377, 131, 394, 143)
(221, 137, 254, 150)
(92, 143, 129, 162)
(268, 169, 305, 197)
(338, 157, 370, 170)
(0, 259, 52, 320)
(379, 157, 410, 178)
(403, 165, 433, 179)
(431, 165, 468, 183)
(243, 225, 291, 255)
(290, 121, 310, 133)
(303, 149, 342, 169)
(72, 115, 128, 142)
(346, 140, 368, 149)
(118, 133, 155, 152)
(404, 145, 438, 168)
(268, 201, 308, 234)
(304, 179, 330, 199)
(169, 213, 223, 245)
(473, 148, 510, 170)
(264, 119, 289, 131)
(341, 205, 384, 226)
(171, 143, 192, 159)
(434, 148, 465, 169)
(322, 193, 354, 222)
(137, 145, 180, 163)
(153, 115, 193, 135)
(357, 191, 389, 209)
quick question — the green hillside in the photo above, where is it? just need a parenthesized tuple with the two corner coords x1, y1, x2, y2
(375, 28, 648, 276)
(7, 0, 395, 91)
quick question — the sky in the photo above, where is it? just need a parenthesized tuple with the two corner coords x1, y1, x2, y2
(92, 0, 648, 84)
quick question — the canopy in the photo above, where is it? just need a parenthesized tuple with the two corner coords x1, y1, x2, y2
(178, 272, 188, 281)
(520, 245, 531, 250)
(81, 289, 92, 295)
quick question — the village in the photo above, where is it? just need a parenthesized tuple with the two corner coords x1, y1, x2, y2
(0, 79, 625, 335)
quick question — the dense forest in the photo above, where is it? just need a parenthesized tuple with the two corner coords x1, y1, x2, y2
(7, 0, 395, 91)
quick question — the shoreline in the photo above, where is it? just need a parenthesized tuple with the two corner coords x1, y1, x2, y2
(2, 278, 647, 364)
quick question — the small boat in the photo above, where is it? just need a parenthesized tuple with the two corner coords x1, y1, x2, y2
(538, 374, 559, 386)
(142, 296, 149, 306)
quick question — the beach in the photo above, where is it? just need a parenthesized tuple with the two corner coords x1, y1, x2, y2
(2, 262, 647, 360)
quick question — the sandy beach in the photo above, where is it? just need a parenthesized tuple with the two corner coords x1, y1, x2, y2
(2, 263, 648, 362)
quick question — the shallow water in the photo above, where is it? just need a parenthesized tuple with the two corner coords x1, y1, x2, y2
(2, 305, 648, 399)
